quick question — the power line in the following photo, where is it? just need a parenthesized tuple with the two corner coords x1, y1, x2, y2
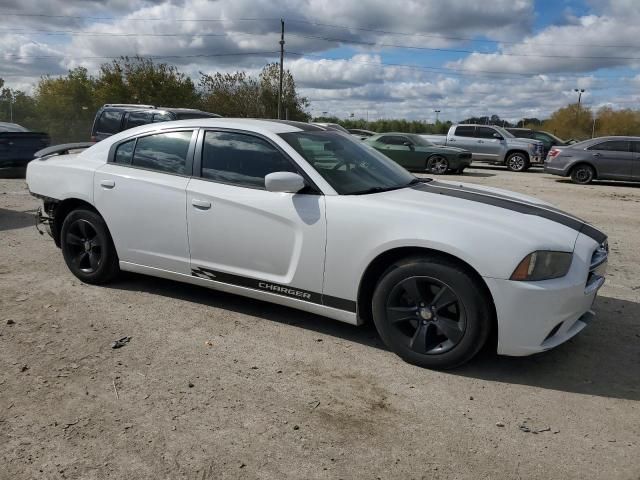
(2, 51, 280, 60)
(287, 33, 640, 61)
(4, 12, 639, 50)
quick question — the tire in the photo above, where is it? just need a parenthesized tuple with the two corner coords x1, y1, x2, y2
(570, 164, 595, 184)
(372, 256, 492, 369)
(454, 167, 466, 174)
(60, 209, 119, 284)
(505, 152, 530, 172)
(426, 155, 449, 174)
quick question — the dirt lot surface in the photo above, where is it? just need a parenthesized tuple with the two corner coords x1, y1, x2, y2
(1, 167, 639, 480)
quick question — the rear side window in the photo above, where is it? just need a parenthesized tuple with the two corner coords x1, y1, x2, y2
(201, 131, 296, 189)
(476, 127, 498, 139)
(152, 112, 173, 123)
(587, 141, 630, 152)
(379, 135, 408, 145)
(96, 111, 123, 134)
(454, 126, 475, 137)
(125, 112, 153, 129)
(114, 139, 135, 164)
(632, 142, 640, 153)
(131, 131, 193, 174)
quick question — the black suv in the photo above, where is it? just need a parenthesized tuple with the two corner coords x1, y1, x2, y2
(506, 128, 568, 157)
(91, 104, 221, 142)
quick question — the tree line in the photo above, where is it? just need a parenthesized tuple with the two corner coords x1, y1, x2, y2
(1, 57, 638, 143)
(0, 57, 310, 143)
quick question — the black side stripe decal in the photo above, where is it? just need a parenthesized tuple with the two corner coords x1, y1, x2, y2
(412, 181, 607, 244)
(191, 266, 357, 313)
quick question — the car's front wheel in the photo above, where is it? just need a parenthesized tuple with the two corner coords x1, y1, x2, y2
(570, 164, 595, 184)
(505, 152, 530, 172)
(60, 209, 119, 284)
(426, 155, 449, 174)
(372, 256, 492, 369)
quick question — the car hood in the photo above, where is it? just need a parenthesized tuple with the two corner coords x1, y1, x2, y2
(360, 179, 605, 250)
(507, 137, 544, 147)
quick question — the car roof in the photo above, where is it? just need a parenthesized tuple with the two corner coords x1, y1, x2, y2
(0, 121, 28, 132)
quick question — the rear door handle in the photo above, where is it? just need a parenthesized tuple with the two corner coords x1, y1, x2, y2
(478, 140, 484, 143)
(592, 153, 602, 158)
(100, 180, 115, 189)
(192, 199, 212, 210)
(448, 138, 455, 142)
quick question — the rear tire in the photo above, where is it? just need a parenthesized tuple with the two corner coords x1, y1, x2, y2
(505, 152, 530, 172)
(454, 167, 466, 174)
(372, 256, 492, 369)
(60, 209, 119, 284)
(570, 164, 595, 184)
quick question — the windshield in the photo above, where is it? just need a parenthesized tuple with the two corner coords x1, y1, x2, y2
(280, 131, 418, 195)
(406, 134, 433, 146)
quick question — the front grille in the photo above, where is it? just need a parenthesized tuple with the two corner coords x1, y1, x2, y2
(586, 240, 608, 292)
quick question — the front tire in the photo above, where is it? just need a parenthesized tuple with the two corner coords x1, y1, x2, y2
(372, 256, 492, 369)
(505, 152, 530, 172)
(426, 155, 449, 174)
(60, 209, 119, 284)
(570, 164, 595, 184)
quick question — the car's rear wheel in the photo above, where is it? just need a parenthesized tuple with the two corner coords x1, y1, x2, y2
(60, 209, 119, 284)
(505, 152, 530, 172)
(570, 164, 595, 184)
(372, 256, 492, 369)
(454, 167, 466, 174)
(426, 155, 449, 174)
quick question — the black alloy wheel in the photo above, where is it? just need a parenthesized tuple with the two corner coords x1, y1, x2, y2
(65, 219, 103, 273)
(61, 209, 119, 284)
(372, 256, 492, 369)
(385, 277, 466, 355)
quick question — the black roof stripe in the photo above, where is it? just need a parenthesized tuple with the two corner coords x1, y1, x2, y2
(412, 181, 607, 244)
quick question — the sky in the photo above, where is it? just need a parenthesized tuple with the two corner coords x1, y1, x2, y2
(0, 0, 639, 122)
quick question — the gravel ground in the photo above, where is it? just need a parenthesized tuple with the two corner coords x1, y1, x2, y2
(1, 167, 639, 480)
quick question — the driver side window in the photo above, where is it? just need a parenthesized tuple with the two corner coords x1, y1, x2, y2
(381, 135, 409, 145)
(201, 131, 297, 189)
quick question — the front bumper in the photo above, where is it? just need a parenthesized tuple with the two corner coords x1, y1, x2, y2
(485, 232, 606, 356)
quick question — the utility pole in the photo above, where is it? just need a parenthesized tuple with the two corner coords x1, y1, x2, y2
(574, 88, 585, 105)
(278, 19, 285, 120)
(434, 109, 440, 123)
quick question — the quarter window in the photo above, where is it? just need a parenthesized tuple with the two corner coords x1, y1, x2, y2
(125, 111, 153, 129)
(96, 111, 123, 134)
(201, 131, 296, 189)
(152, 112, 173, 123)
(631, 142, 640, 154)
(114, 139, 135, 165)
(130, 131, 193, 174)
(587, 141, 630, 152)
(454, 126, 475, 137)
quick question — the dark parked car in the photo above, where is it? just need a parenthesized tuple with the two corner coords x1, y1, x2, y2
(365, 132, 472, 174)
(0, 122, 50, 175)
(506, 128, 568, 157)
(91, 104, 221, 142)
(545, 136, 640, 184)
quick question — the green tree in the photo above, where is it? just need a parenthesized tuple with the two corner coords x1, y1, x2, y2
(95, 57, 199, 108)
(33, 67, 99, 143)
(594, 107, 640, 137)
(198, 71, 262, 117)
(543, 104, 593, 141)
(259, 63, 309, 121)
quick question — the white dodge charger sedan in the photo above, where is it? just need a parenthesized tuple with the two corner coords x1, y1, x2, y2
(27, 119, 608, 369)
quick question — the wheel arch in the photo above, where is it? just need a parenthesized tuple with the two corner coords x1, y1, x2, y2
(569, 161, 599, 179)
(356, 246, 497, 344)
(505, 149, 530, 162)
(50, 198, 102, 247)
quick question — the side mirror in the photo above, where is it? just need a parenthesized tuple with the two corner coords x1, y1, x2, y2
(403, 141, 414, 150)
(493, 133, 504, 140)
(265, 172, 306, 193)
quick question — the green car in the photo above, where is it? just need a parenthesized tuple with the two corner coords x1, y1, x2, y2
(365, 133, 472, 174)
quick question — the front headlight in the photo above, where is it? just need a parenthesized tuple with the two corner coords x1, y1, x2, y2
(510, 251, 573, 281)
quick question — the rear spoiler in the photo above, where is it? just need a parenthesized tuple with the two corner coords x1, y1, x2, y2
(34, 142, 94, 159)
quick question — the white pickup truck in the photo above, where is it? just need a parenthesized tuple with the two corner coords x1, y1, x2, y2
(422, 124, 545, 172)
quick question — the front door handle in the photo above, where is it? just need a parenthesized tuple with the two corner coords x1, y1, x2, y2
(478, 140, 484, 143)
(592, 152, 602, 158)
(100, 180, 115, 189)
(192, 199, 212, 210)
